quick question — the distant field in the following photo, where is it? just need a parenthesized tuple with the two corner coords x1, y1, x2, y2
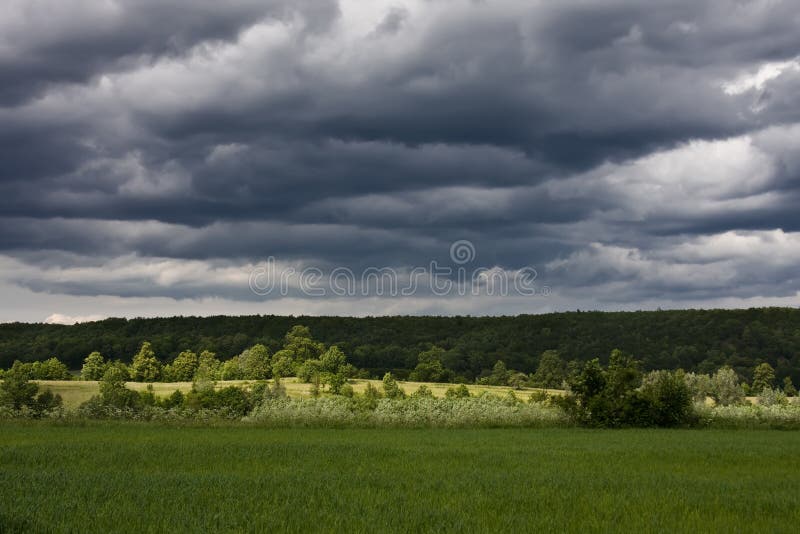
(1, 424, 798, 532)
(33, 379, 561, 408)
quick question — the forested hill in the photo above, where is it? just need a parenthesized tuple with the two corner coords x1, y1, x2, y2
(2, 308, 800, 381)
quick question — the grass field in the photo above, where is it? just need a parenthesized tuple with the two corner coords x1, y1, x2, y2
(1, 424, 798, 533)
(33, 379, 560, 408)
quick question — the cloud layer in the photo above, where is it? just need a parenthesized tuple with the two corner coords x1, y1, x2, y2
(2, 0, 800, 321)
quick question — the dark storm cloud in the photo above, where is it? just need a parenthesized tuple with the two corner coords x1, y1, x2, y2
(2, 0, 800, 309)
(0, 0, 339, 105)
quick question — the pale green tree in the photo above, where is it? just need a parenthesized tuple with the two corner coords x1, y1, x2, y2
(240, 344, 272, 379)
(751, 362, 775, 394)
(129, 342, 162, 382)
(282, 325, 324, 362)
(709, 367, 744, 406)
(683, 372, 712, 402)
(220, 356, 244, 380)
(99, 362, 139, 408)
(382, 372, 405, 399)
(81, 351, 107, 381)
(271, 352, 296, 378)
(31, 357, 72, 380)
(194, 350, 221, 382)
(165, 350, 199, 382)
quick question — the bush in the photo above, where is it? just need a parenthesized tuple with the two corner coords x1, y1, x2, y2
(0, 362, 39, 409)
(382, 373, 405, 399)
(96, 363, 140, 409)
(411, 385, 434, 399)
(559, 353, 697, 428)
(445, 384, 471, 399)
(694, 402, 800, 430)
(245, 396, 569, 428)
(639, 370, 696, 427)
(783, 376, 797, 397)
(758, 387, 787, 407)
(683, 372, 711, 402)
(709, 367, 744, 406)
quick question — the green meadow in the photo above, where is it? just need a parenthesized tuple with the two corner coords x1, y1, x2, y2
(32, 378, 558, 408)
(1, 423, 799, 533)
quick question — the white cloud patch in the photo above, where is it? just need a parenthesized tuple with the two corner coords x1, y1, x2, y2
(44, 313, 106, 325)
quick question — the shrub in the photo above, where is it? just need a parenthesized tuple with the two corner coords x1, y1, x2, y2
(783, 376, 797, 397)
(559, 353, 696, 428)
(0, 362, 40, 410)
(758, 387, 787, 407)
(683, 372, 711, 402)
(694, 402, 800, 430)
(639, 370, 695, 427)
(382, 373, 405, 399)
(445, 384, 471, 399)
(31, 358, 72, 380)
(528, 389, 550, 404)
(411, 385, 434, 399)
(709, 367, 744, 406)
(751, 362, 776, 395)
(97, 362, 140, 409)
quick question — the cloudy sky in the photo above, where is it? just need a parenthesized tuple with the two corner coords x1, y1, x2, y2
(2, 0, 800, 323)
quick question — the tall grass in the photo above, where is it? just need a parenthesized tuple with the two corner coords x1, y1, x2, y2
(244, 396, 569, 428)
(1, 423, 799, 532)
(695, 401, 800, 429)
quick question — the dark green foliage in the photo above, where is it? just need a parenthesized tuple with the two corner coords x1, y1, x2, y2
(638, 371, 696, 427)
(751, 362, 776, 394)
(96, 362, 140, 409)
(32, 389, 64, 414)
(0, 362, 41, 410)
(479, 360, 511, 386)
(4, 308, 800, 381)
(161, 390, 185, 409)
(560, 351, 695, 428)
(0, 360, 62, 415)
(410, 385, 434, 399)
(358, 383, 382, 410)
(408, 346, 451, 382)
(382, 372, 405, 399)
(784, 376, 797, 397)
(530, 350, 566, 388)
(3, 358, 72, 381)
(445, 384, 471, 398)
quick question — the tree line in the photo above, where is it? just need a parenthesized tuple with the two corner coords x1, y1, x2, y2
(3, 337, 798, 428)
(2, 308, 800, 384)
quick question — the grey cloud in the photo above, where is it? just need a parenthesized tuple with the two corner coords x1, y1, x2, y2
(2, 0, 800, 313)
(0, 0, 339, 105)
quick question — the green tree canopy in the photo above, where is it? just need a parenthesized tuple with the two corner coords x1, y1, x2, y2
(751, 362, 776, 394)
(129, 342, 162, 382)
(530, 350, 566, 388)
(409, 346, 449, 383)
(81, 351, 107, 381)
(165, 350, 199, 382)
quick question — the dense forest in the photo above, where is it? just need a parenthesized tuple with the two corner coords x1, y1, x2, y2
(2, 308, 800, 382)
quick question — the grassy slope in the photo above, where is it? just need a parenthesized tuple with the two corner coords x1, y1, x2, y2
(1, 424, 799, 533)
(33, 379, 561, 408)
